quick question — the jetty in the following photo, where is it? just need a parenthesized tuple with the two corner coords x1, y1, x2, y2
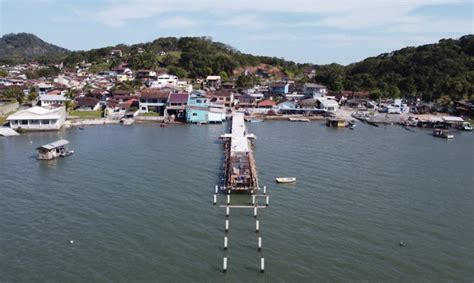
(215, 112, 269, 273)
(220, 112, 258, 193)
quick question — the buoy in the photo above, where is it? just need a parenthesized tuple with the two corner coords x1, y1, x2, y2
(260, 258, 265, 273)
(255, 220, 259, 232)
(70, 240, 74, 244)
(223, 257, 227, 272)
(399, 241, 406, 247)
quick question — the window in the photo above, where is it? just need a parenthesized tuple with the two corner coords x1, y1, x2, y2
(30, 120, 39, 125)
(192, 113, 197, 116)
(50, 120, 57, 124)
(41, 120, 50, 125)
(21, 120, 28, 125)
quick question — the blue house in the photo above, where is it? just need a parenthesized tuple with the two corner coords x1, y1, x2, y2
(269, 82, 289, 95)
(186, 91, 210, 123)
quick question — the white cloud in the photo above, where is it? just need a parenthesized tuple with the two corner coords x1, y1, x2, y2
(158, 16, 201, 28)
(91, 0, 471, 38)
(220, 15, 267, 29)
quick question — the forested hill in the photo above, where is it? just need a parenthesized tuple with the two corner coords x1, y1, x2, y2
(62, 36, 305, 78)
(0, 33, 70, 64)
(316, 35, 474, 101)
(1, 33, 472, 101)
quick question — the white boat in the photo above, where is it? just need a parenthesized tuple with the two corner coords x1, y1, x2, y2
(275, 177, 296, 183)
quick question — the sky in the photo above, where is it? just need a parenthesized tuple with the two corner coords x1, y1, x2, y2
(0, 0, 472, 65)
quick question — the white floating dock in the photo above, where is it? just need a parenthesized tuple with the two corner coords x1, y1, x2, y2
(0, 127, 20, 136)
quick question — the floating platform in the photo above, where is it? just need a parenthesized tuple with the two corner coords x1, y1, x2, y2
(220, 112, 259, 193)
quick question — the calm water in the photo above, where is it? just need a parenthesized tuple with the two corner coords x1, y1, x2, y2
(0, 122, 473, 282)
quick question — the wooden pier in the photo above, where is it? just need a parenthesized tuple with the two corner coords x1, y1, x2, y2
(220, 112, 259, 193)
(214, 112, 269, 273)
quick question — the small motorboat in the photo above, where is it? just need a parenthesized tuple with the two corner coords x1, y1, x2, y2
(276, 177, 296, 183)
(78, 126, 85, 130)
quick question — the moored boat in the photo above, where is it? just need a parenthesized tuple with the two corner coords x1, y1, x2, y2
(275, 177, 296, 183)
(433, 129, 454, 139)
(36, 139, 74, 160)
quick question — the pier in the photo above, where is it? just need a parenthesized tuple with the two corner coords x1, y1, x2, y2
(220, 112, 258, 193)
(214, 112, 269, 274)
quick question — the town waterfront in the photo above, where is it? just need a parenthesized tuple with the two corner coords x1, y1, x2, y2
(0, 122, 473, 281)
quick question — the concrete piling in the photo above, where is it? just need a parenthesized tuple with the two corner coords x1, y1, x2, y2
(223, 257, 227, 272)
(224, 236, 228, 250)
(260, 258, 265, 273)
(226, 206, 230, 217)
(225, 220, 229, 232)
(255, 220, 259, 232)
(213, 194, 217, 205)
(265, 196, 269, 207)
(254, 206, 258, 218)
(258, 237, 262, 251)
(227, 195, 230, 205)
(263, 186, 267, 195)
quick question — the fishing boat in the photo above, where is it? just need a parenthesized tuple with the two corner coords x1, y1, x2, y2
(433, 129, 454, 139)
(245, 117, 264, 123)
(289, 117, 310, 122)
(275, 177, 296, 183)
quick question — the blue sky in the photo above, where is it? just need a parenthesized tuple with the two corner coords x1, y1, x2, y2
(0, 0, 472, 64)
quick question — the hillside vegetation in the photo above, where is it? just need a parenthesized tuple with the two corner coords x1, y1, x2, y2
(0, 33, 70, 64)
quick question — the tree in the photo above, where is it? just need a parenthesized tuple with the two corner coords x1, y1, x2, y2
(3, 87, 25, 104)
(219, 71, 229, 82)
(369, 89, 382, 101)
(167, 66, 188, 78)
(0, 69, 8, 77)
(27, 91, 39, 103)
(387, 85, 401, 98)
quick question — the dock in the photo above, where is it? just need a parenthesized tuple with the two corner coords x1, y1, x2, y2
(0, 127, 20, 136)
(220, 112, 259, 193)
(214, 112, 269, 273)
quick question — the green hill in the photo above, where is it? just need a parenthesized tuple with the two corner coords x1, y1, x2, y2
(0, 33, 70, 64)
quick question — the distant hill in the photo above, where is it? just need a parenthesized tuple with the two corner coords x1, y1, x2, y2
(315, 35, 474, 101)
(0, 33, 70, 64)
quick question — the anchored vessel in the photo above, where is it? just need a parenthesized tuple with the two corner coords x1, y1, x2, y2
(36, 139, 74, 160)
(220, 112, 259, 193)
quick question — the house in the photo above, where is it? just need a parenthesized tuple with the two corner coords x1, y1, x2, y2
(269, 82, 289, 95)
(135, 70, 157, 80)
(150, 74, 178, 88)
(7, 105, 66, 130)
(110, 49, 123, 57)
(238, 94, 257, 108)
(40, 94, 69, 107)
(206, 76, 221, 89)
(277, 100, 297, 111)
(257, 99, 276, 108)
(75, 97, 101, 111)
(166, 93, 189, 120)
(139, 88, 171, 114)
(210, 90, 234, 107)
(37, 83, 54, 95)
(186, 91, 226, 124)
(303, 83, 327, 98)
(303, 68, 316, 78)
(316, 97, 339, 112)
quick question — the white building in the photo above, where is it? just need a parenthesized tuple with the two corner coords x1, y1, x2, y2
(206, 75, 221, 89)
(40, 94, 69, 107)
(37, 83, 54, 95)
(303, 83, 327, 98)
(316, 97, 339, 112)
(149, 74, 178, 88)
(7, 106, 66, 130)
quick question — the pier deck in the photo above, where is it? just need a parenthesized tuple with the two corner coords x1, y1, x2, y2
(221, 112, 259, 192)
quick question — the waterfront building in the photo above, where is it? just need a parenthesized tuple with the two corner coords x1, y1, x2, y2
(210, 90, 234, 107)
(186, 91, 226, 123)
(303, 83, 327, 98)
(316, 97, 339, 112)
(269, 82, 289, 95)
(39, 94, 69, 107)
(139, 88, 171, 114)
(7, 105, 66, 130)
(206, 75, 221, 89)
(166, 93, 189, 120)
(74, 97, 101, 111)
